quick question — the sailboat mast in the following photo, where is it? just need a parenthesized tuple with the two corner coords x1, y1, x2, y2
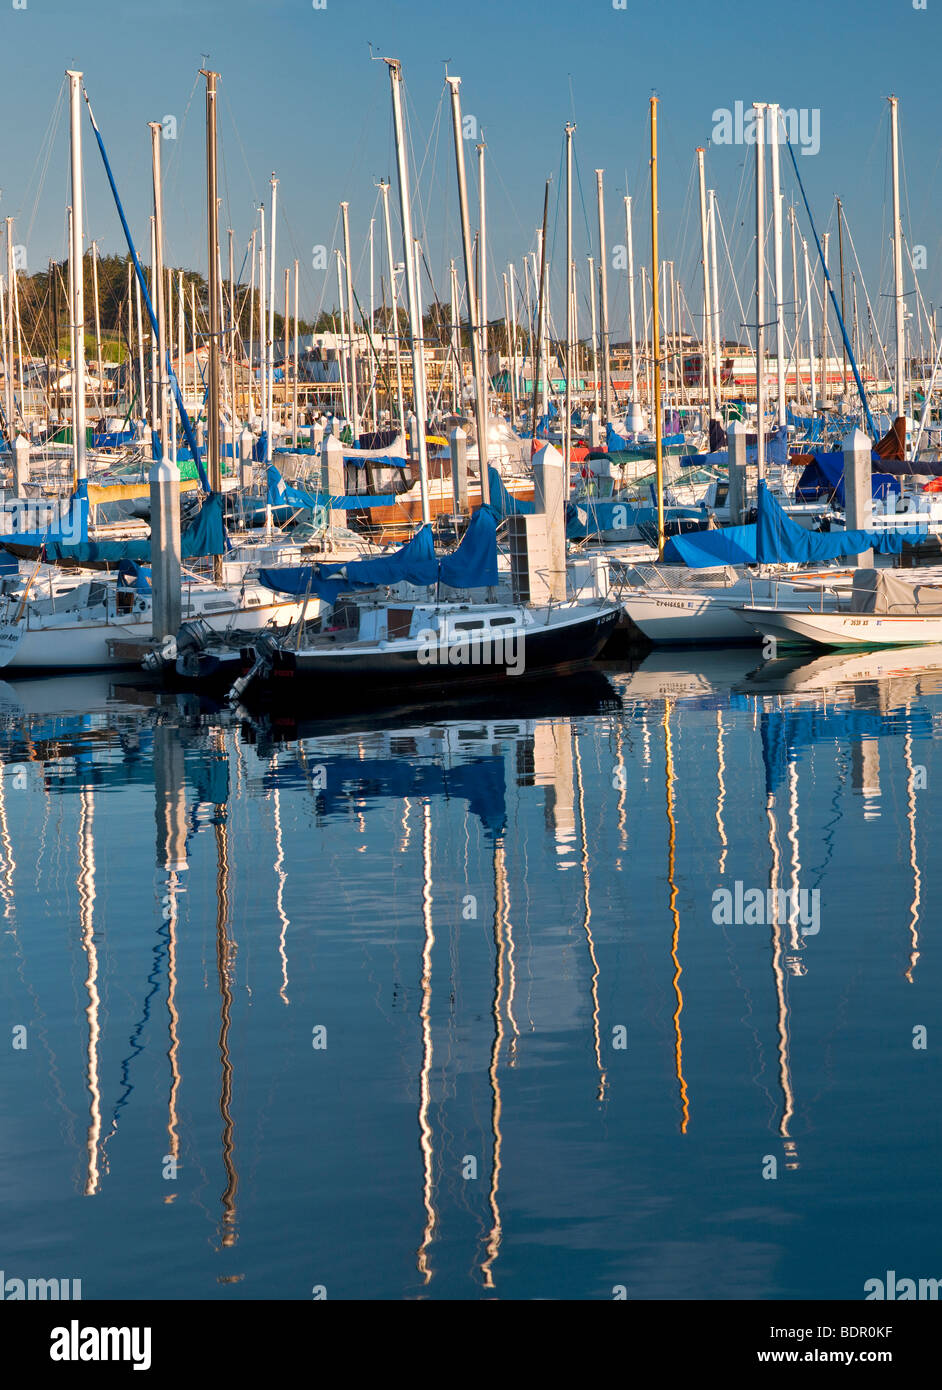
(148, 123, 169, 458)
(387, 58, 431, 521)
(477, 138, 489, 431)
(340, 201, 359, 439)
(266, 174, 278, 461)
(596, 170, 612, 420)
(754, 101, 767, 482)
(446, 73, 488, 505)
(379, 180, 405, 429)
(650, 96, 665, 558)
(624, 194, 639, 407)
(202, 68, 223, 528)
(587, 255, 599, 417)
(696, 148, 715, 422)
(802, 236, 817, 411)
(564, 122, 574, 475)
(889, 94, 906, 427)
(67, 70, 87, 484)
(769, 105, 787, 427)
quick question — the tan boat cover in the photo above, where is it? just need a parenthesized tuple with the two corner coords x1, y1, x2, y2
(851, 568, 942, 615)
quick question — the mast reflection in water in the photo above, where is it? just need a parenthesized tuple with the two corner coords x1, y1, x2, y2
(0, 653, 939, 1300)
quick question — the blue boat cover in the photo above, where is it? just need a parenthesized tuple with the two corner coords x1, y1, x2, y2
(487, 466, 534, 519)
(757, 481, 925, 561)
(23, 492, 229, 564)
(606, 422, 684, 451)
(680, 425, 790, 468)
(4, 482, 90, 548)
(795, 455, 900, 504)
(92, 429, 136, 449)
(662, 523, 758, 566)
(259, 504, 499, 602)
(266, 465, 397, 511)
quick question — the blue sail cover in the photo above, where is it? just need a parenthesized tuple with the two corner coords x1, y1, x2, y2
(265, 464, 397, 512)
(757, 481, 925, 562)
(680, 426, 790, 468)
(487, 466, 534, 519)
(3, 482, 90, 548)
(93, 429, 136, 449)
(259, 504, 498, 602)
(25, 492, 228, 564)
(663, 523, 758, 566)
(606, 422, 684, 451)
(795, 455, 900, 504)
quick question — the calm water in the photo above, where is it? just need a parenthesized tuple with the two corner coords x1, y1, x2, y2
(0, 649, 939, 1301)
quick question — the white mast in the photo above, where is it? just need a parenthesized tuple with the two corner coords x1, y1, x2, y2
(709, 190, 721, 408)
(477, 137, 488, 430)
(368, 220, 376, 430)
(624, 194, 639, 407)
(340, 201, 359, 440)
(889, 95, 906, 431)
(788, 204, 800, 405)
(508, 263, 518, 423)
(769, 104, 787, 428)
(564, 122, 574, 475)
(587, 255, 599, 417)
(67, 70, 87, 483)
(596, 169, 612, 419)
(387, 58, 431, 521)
(754, 101, 767, 481)
(266, 174, 277, 461)
(148, 122, 169, 460)
(696, 148, 715, 423)
(378, 180, 405, 429)
(446, 74, 489, 504)
(335, 250, 348, 420)
(802, 235, 817, 411)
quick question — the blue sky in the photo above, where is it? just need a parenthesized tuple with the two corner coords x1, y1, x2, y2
(1, 0, 939, 345)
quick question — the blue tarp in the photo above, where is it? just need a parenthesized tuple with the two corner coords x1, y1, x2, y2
(606, 422, 684, 451)
(795, 455, 900, 505)
(487, 466, 534, 519)
(757, 481, 925, 562)
(117, 560, 152, 592)
(2, 482, 89, 548)
(680, 426, 790, 469)
(259, 504, 499, 603)
(93, 429, 136, 449)
(23, 492, 228, 565)
(266, 465, 397, 512)
(342, 451, 409, 469)
(663, 523, 758, 566)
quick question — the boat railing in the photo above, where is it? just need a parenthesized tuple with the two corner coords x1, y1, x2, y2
(754, 575, 848, 612)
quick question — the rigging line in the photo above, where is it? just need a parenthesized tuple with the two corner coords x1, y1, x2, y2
(23, 78, 67, 248)
(784, 134, 876, 434)
(840, 204, 892, 378)
(219, 78, 259, 210)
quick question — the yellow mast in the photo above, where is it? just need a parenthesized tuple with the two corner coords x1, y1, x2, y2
(650, 96, 665, 559)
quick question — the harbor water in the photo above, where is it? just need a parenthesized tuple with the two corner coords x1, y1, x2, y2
(0, 650, 939, 1300)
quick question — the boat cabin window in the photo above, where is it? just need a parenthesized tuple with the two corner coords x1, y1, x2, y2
(713, 482, 729, 507)
(489, 616, 515, 627)
(454, 619, 485, 632)
(387, 607, 413, 639)
(87, 582, 108, 608)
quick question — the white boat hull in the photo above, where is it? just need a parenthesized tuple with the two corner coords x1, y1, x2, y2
(0, 592, 308, 670)
(736, 605, 942, 648)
